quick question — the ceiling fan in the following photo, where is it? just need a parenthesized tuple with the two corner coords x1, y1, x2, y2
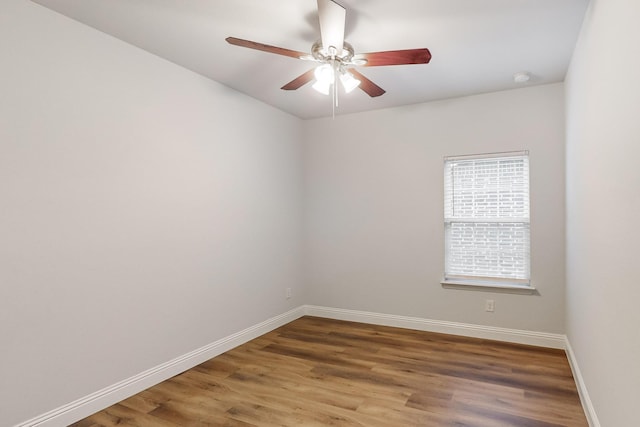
(226, 0, 431, 101)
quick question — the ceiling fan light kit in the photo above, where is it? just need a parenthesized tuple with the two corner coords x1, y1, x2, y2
(311, 62, 360, 95)
(226, 0, 431, 110)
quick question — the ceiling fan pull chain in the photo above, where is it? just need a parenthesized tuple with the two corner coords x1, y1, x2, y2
(335, 58, 340, 107)
(332, 57, 337, 118)
(332, 83, 336, 119)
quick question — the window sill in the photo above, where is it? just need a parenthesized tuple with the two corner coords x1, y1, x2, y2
(441, 279, 537, 295)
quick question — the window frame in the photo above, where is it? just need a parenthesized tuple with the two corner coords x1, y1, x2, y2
(441, 151, 534, 292)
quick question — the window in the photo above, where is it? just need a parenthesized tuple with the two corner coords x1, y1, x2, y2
(443, 151, 531, 289)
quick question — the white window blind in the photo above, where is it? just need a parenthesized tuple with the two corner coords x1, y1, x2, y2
(443, 151, 530, 287)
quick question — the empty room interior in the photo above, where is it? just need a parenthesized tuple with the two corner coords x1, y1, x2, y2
(1, 0, 638, 426)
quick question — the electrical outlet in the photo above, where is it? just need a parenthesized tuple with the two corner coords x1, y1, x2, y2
(286, 288, 292, 299)
(485, 299, 495, 312)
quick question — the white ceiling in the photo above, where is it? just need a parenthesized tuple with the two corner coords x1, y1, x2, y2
(32, 0, 589, 119)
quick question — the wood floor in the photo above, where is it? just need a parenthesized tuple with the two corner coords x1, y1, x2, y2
(71, 316, 588, 426)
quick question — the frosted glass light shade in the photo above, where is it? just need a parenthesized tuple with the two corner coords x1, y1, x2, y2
(312, 80, 331, 95)
(314, 64, 334, 84)
(340, 71, 360, 93)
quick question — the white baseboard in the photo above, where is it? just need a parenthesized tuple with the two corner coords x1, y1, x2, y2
(14, 306, 305, 427)
(304, 305, 566, 349)
(565, 338, 601, 427)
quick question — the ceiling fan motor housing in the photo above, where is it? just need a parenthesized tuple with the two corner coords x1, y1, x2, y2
(312, 40, 355, 62)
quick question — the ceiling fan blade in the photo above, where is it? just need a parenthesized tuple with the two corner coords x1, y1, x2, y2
(317, 0, 346, 55)
(357, 48, 432, 67)
(281, 69, 316, 90)
(349, 69, 386, 97)
(226, 37, 307, 59)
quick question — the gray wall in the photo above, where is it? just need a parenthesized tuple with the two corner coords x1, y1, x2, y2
(303, 84, 566, 333)
(0, 1, 303, 425)
(565, 0, 640, 425)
